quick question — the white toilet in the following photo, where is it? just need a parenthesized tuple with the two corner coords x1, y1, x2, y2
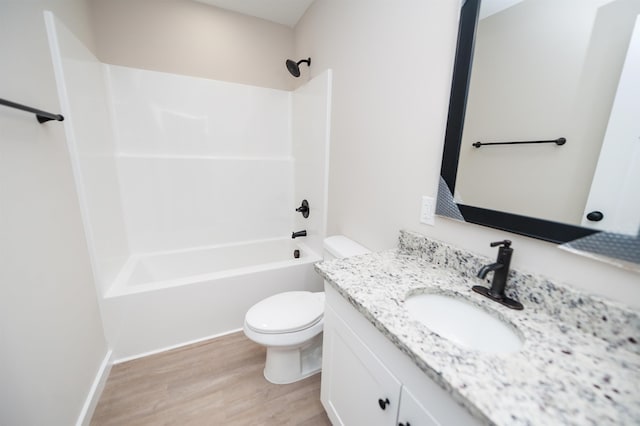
(243, 235, 370, 384)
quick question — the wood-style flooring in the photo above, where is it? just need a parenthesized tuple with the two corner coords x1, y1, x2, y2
(91, 332, 331, 425)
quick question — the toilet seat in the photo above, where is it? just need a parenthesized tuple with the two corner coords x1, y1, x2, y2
(245, 291, 325, 334)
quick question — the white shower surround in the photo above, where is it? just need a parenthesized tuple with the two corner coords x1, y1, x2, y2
(107, 65, 294, 252)
(47, 14, 331, 361)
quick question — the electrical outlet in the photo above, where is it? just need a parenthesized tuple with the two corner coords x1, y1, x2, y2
(420, 196, 435, 226)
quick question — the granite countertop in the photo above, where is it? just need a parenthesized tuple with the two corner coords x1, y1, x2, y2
(314, 230, 640, 426)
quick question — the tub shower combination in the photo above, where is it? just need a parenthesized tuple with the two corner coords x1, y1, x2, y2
(47, 14, 332, 361)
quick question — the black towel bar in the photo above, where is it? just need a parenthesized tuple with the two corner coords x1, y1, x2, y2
(0, 97, 64, 123)
(472, 137, 566, 148)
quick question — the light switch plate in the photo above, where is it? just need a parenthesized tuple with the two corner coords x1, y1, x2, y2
(420, 196, 435, 226)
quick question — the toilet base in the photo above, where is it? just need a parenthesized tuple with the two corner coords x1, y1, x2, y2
(263, 334, 323, 384)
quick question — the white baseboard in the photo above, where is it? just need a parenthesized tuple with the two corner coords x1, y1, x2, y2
(113, 328, 243, 364)
(76, 349, 113, 426)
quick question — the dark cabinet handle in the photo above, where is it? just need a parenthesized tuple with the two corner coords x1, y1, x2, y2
(378, 398, 390, 410)
(586, 211, 604, 222)
(399, 423, 411, 426)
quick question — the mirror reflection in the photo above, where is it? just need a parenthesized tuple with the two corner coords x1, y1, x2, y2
(453, 0, 640, 236)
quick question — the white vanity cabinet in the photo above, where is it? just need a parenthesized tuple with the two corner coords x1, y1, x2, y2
(321, 285, 481, 426)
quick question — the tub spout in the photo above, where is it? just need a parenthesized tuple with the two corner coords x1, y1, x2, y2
(291, 230, 307, 239)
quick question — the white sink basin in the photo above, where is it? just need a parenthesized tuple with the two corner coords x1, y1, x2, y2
(404, 294, 523, 354)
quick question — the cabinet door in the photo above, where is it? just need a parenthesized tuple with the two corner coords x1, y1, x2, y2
(397, 386, 440, 426)
(321, 305, 401, 426)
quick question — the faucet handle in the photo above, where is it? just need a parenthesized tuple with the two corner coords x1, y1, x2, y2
(490, 240, 512, 248)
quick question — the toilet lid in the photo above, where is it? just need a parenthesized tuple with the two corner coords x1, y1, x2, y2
(246, 291, 324, 334)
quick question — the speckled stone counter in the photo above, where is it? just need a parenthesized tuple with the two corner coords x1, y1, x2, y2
(314, 230, 640, 426)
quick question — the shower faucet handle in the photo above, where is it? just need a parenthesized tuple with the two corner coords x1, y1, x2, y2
(295, 200, 310, 218)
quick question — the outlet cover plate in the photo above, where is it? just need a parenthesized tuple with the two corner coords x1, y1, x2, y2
(420, 196, 435, 226)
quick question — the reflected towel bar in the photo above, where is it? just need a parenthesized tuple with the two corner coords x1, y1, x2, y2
(0, 97, 64, 123)
(472, 137, 566, 148)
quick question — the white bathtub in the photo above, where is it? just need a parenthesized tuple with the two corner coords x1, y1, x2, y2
(103, 238, 323, 362)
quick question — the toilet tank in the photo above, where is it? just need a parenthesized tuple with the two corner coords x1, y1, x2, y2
(323, 236, 371, 260)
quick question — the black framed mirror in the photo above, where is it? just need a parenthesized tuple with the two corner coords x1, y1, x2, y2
(438, 0, 638, 245)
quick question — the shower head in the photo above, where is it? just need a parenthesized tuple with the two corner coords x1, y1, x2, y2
(285, 58, 311, 77)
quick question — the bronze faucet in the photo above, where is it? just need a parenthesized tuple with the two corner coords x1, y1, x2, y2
(473, 240, 523, 310)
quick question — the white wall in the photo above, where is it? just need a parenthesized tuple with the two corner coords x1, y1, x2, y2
(107, 66, 293, 253)
(294, 0, 461, 247)
(0, 2, 109, 425)
(295, 0, 640, 308)
(292, 70, 333, 254)
(88, 0, 296, 91)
